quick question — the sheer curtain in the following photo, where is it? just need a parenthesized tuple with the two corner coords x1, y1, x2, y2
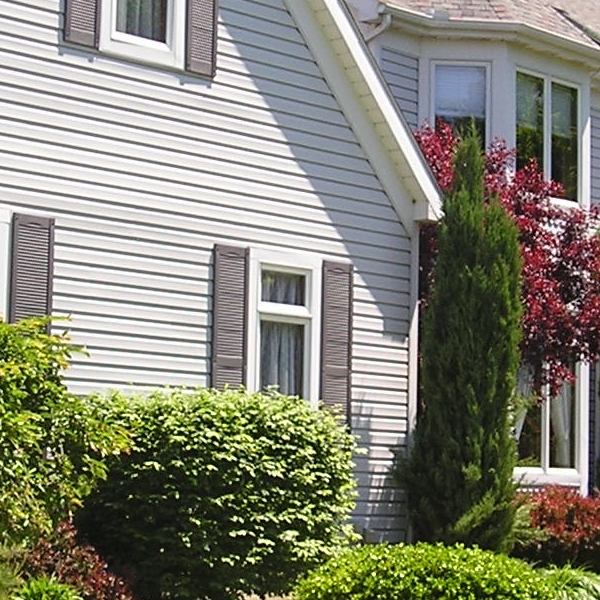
(550, 381, 574, 467)
(259, 271, 305, 397)
(116, 0, 167, 42)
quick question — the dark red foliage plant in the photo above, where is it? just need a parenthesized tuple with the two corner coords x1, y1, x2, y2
(416, 120, 600, 396)
(22, 520, 134, 600)
(515, 485, 600, 569)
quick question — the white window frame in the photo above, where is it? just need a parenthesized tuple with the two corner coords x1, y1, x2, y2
(430, 61, 491, 145)
(99, 0, 186, 69)
(514, 362, 589, 493)
(516, 68, 582, 204)
(246, 249, 322, 406)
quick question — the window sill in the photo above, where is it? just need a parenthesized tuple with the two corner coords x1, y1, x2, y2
(514, 466, 582, 490)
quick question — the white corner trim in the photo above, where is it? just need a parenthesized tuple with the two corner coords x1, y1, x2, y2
(283, 0, 442, 229)
(0, 207, 12, 321)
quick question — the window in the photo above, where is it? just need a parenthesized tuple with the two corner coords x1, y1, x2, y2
(0, 208, 54, 322)
(434, 64, 487, 143)
(516, 72, 579, 200)
(64, 0, 218, 76)
(211, 244, 352, 412)
(515, 365, 588, 490)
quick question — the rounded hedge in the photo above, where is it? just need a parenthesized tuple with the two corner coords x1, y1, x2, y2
(76, 388, 357, 600)
(294, 543, 553, 600)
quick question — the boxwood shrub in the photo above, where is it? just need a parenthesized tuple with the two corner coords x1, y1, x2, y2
(76, 388, 357, 600)
(294, 542, 553, 600)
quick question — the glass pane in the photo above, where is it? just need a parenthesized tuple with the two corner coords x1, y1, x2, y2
(550, 379, 575, 468)
(516, 72, 544, 171)
(261, 271, 305, 306)
(260, 321, 304, 397)
(551, 83, 578, 200)
(435, 65, 486, 141)
(515, 367, 541, 466)
(116, 0, 167, 42)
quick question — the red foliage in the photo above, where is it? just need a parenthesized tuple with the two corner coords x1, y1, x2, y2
(415, 122, 600, 396)
(23, 521, 134, 600)
(517, 486, 600, 569)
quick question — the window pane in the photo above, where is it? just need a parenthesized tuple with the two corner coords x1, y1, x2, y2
(261, 271, 305, 305)
(435, 65, 486, 141)
(516, 367, 541, 466)
(260, 321, 304, 397)
(551, 83, 578, 200)
(116, 0, 167, 42)
(516, 72, 544, 171)
(550, 379, 575, 468)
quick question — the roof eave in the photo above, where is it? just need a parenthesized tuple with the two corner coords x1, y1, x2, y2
(384, 5, 600, 69)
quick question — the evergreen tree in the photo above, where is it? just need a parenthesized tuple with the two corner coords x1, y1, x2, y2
(401, 130, 522, 552)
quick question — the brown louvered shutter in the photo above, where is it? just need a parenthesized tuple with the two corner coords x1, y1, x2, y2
(64, 0, 99, 47)
(212, 244, 248, 389)
(320, 261, 353, 421)
(186, 0, 218, 77)
(9, 214, 55, 323)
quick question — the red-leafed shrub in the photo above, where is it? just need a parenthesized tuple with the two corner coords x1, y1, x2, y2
(514, 486, 600, 571)
(22, 521, 133, 600)
(415, 121, 600, 397)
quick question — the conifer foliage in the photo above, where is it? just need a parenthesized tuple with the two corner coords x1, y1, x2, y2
(402, 131, 522, 551)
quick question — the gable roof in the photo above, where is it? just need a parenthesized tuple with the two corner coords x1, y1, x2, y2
(284, 0, 442, 225)
(383, 0, 600, 50)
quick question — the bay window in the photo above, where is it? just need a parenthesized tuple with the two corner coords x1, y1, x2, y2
(516, 72, 579, 200)
(515, 365, 588, 490)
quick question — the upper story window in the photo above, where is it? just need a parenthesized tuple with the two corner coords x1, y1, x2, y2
(516, 72, 579, 200)
(434, 64, 487, 143)
(64, 0, 217, 77)
(100, 0, 184, 68)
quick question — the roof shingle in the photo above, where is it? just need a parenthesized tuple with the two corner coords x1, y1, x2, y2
(383, 0, 600, 49)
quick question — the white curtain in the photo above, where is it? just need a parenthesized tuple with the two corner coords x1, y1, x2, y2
(259, 271, 305, 396)
(435, 65, 486, 119)
(116, 0, 166, 41)
(515, 366, 534, 441)
(260, 321, 303, 397)
(550, 381, 573, 467)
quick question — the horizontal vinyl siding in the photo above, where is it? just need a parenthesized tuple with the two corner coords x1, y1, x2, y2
(380, 46, 419, 130)
(1, 0, 412, 540)
(591, 106, 600, 205)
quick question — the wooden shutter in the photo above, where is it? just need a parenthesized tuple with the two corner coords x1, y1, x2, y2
(186, 0, 218, 77)
(320, 261, 353, 420)
(9, 214, 54, 323)
(589, 362, 597, 494)
(64, 0, 99, 47)
(212, 244, 248, 389)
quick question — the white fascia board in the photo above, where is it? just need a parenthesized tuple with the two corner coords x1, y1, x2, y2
(384, 6, 600, 70)
(284, 0, 442, 229)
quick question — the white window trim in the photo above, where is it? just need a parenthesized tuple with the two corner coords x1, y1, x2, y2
(516, 68, 583, 205)
(514, 362, 589, 494)
(430, 60, 491, 145)
(99, 0, 186, 69)
(0, 207, 12, 320)
(246, 248, 322, 406)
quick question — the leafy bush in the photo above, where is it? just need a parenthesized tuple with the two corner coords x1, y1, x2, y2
(0, 318, 131, 545)
(22, 521, 133, 600)
(0, 545, 23, 600)
(513, 486, 600, 571)
(294, 542, 552, 600)
(76, 388, 357, 600)
(542, 565, 600, 600)
(14, 577, 82, 600)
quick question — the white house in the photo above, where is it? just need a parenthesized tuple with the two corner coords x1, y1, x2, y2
(346, 0, 600, 494)
(0, 0, 442, 542)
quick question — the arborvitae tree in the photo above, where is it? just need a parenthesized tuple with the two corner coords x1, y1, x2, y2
(401, 130, 522, 552)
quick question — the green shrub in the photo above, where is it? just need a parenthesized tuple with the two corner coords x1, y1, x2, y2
(14, 577, 82, 600)
(294, 543, 552, 600)
(0, 318, 131, 545)
(76, 388, 357, 600)
(542, 565, 600, 600)
(0, 545, 23, 600)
